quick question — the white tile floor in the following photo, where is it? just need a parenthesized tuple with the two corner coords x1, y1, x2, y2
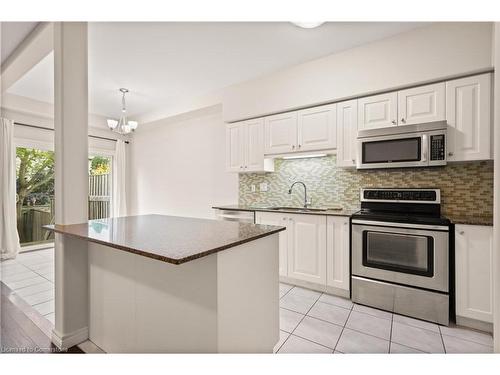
(276, 283, 494, 354)
(1, 251, 495, 353)
(0, 247, 55, 324)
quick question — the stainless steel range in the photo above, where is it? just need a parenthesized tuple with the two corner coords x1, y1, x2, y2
(350, 188, 453, 325)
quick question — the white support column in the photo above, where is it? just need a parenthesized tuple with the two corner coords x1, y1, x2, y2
(493, 23, 500, 353)
(52, 22, 89, 349)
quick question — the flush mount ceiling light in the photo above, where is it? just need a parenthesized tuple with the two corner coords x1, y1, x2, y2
(291, 22, 325, 29)
(107, 88, 138, 134)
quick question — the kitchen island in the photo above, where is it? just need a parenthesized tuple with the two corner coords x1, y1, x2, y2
(45, 214, 284, 353)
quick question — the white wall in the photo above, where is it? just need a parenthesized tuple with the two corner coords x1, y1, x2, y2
(223, 22, 493, 122)
(129, 105, 238, 219)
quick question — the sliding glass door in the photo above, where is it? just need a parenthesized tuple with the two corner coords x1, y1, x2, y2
(88, 155, 112, 220)
(16, 147, 55, 247)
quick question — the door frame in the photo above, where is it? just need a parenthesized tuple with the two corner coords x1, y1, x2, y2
(492, 23, 500, 353)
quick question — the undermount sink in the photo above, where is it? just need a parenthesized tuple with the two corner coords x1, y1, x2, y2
(268, 206, 340, 212)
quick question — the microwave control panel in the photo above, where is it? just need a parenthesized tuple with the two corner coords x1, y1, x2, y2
(430, 134, 446, 161)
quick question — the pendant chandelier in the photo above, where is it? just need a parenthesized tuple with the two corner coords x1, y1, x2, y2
(107, 88, 138, 134)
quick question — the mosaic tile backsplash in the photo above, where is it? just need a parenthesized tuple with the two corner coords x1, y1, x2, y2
(239, 155, 493, 219)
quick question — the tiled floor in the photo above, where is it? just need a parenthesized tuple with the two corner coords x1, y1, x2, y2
(1, 252, 495, 354)
(276, 283, 494, 354)
(0, 247, 55, 324)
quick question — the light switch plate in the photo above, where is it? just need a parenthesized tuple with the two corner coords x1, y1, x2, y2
(259, 183, 268, 192)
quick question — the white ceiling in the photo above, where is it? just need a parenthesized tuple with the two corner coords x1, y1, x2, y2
(6, 22, 427, 122)
(1, 22, 39, 64)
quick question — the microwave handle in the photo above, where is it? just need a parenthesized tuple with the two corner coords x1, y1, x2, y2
(422, 134, 428, 162)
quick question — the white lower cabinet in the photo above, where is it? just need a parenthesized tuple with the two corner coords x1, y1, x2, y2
(255, 211, 289, 277)
(455, 224, 494, 323)
(287, 214, 327, 285)
(326, 216, 350, 291)
(256, 212, 349, 292)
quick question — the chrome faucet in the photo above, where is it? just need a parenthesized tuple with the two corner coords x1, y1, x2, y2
(288, 181, 312, 208)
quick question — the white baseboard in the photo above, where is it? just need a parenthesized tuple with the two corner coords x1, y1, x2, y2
(456, 316, 493, 334)
(279, 276, 350, 299)
(52, 327, 89, 350)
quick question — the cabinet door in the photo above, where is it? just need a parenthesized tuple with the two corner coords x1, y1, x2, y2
(264, 112, 298, 154)
(297, 104, 337, 152)
(336, 99, 358, 167)
(255, 212, 288, 277)
(326, 216, 350, 291)
(446, 73, 492, 161)
(455, 225, 493, 323)
(358, 92, 397, 130)
(288, 214, 327, 285)
(397, 82, 445, 126)
(245, 118, 265, 172)
(225, 122, 244, 172)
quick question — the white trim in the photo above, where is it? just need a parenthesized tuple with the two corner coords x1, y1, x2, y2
(51, 327, 89, 350)
(19, 242, 54, 253)
(89, 148, 115, 157)
(15, 137, 54, 152)
(492, 23, 500, 353)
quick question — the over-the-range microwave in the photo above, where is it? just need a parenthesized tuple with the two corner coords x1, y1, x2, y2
(356, 121, 447, 169)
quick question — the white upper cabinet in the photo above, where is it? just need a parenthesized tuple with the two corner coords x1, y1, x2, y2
(264, 112, 298, 154)
(245, 118, 266, 172)
(336, 99, 358, 167)
(287, 214, 327, 285)
(297, 104, 337, 152)
(398, 82, 446, 125)
(255, 211, 289, 277)
(358, 82, 446, 130)
(455, 225, 494, 323)
(357, 92, 398, 130)
(326, 216, 350, 292)
(446, 73, 492, 161)
(226, 119, 273, 173)
(225, 122, 245, 172)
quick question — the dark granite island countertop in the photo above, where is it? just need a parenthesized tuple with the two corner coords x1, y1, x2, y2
(44, 214, 285, 265)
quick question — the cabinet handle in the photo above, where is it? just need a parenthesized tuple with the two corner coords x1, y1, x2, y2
(292, 145, 295, 150)
(352, 159, 356, 164)
(401, 118, 406, 123)
(288, 218, 292, 221)
(391, 120, 396, 125)
(282, 217, 286, 221)
(239, 166, 243, 169)
(448, 152, 454, 157)
(459, 230, 465, 235)
(298, 144, 302, 148)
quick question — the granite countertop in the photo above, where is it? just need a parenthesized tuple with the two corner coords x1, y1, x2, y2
(445, 214, 493, 226)
(212, 204, 358, 217)
(213, 205, 493, 226)
(44, 214, 285, 265)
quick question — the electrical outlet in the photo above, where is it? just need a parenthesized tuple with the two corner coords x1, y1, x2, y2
(259, 182, 268, 192)
(251, 184, 256, 192)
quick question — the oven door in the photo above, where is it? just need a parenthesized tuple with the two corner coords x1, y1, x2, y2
(356, 132, 428, 169)
(351, 220, 449, 292)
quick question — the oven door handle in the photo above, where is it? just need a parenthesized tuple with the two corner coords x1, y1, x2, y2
(351, 219, 449, 231)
